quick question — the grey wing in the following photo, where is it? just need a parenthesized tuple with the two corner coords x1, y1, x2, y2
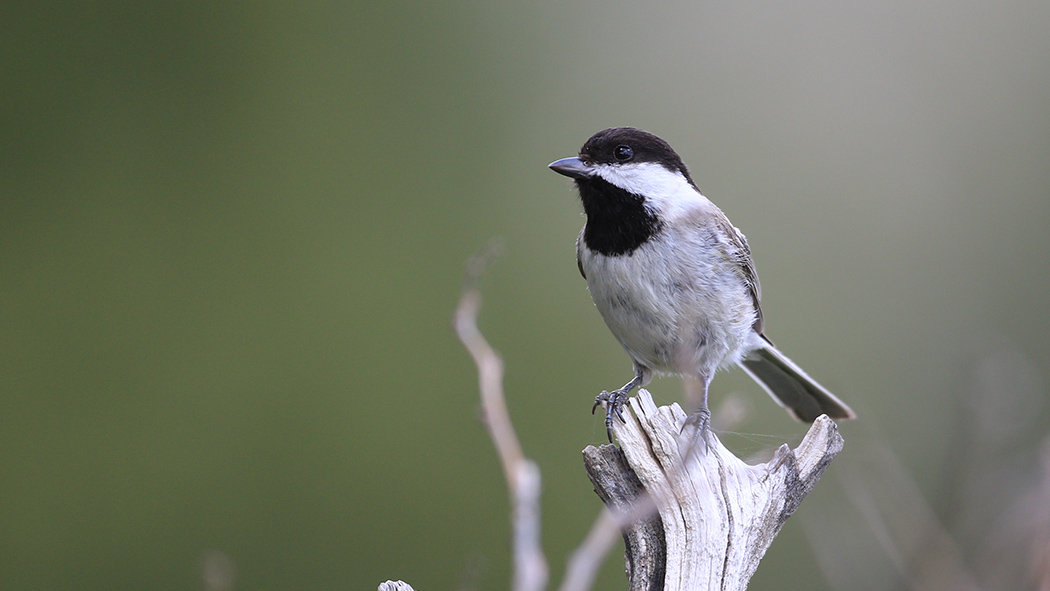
(575, 228, 586, 279)
(715, 215, 765, 335)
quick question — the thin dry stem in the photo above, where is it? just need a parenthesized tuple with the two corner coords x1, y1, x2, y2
(561, 466, 665, 591)
(453, 246, 548, 591)
(559, 509, 624, 591)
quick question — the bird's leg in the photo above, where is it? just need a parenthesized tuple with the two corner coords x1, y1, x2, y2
(681, 374, 712, 433)
(593, 370, 644, 442)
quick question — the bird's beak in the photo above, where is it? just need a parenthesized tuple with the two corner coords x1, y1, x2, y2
(548, 157, 594, 180)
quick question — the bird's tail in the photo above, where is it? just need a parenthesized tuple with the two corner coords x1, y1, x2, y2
(738, 335, 856, 423)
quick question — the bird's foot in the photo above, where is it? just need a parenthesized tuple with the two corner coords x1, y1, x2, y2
(680, 407, 712, 454)
(681, 407, 711, 432)
(592, 388, 631, 442)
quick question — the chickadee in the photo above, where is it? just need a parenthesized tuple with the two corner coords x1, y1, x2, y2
(549, 127, 855, 439)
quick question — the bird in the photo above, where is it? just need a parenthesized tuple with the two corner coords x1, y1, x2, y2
(548, 127, 855, 440)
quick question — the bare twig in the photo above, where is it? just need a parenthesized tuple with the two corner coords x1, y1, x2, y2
(453, 244, 548, 591)
(560, 509, 625, 591)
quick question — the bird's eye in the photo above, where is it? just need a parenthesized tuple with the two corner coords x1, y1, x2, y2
(613, 145, 633, 162)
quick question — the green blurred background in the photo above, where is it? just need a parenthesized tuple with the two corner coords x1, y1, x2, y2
(3, 1, 1049, 590)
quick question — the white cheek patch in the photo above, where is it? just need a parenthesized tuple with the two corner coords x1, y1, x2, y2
(593, 162, 713, 221)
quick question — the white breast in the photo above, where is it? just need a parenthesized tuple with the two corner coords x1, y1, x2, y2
(579, 217, 757, 380)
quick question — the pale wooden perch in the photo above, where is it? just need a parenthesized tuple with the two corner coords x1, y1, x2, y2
(583, 389, 844, 591)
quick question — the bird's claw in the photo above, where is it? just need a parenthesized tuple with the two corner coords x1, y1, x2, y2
(593, 389, 630, 442)
(679, 407, 712, 454)
(682, 407, 711, 431)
